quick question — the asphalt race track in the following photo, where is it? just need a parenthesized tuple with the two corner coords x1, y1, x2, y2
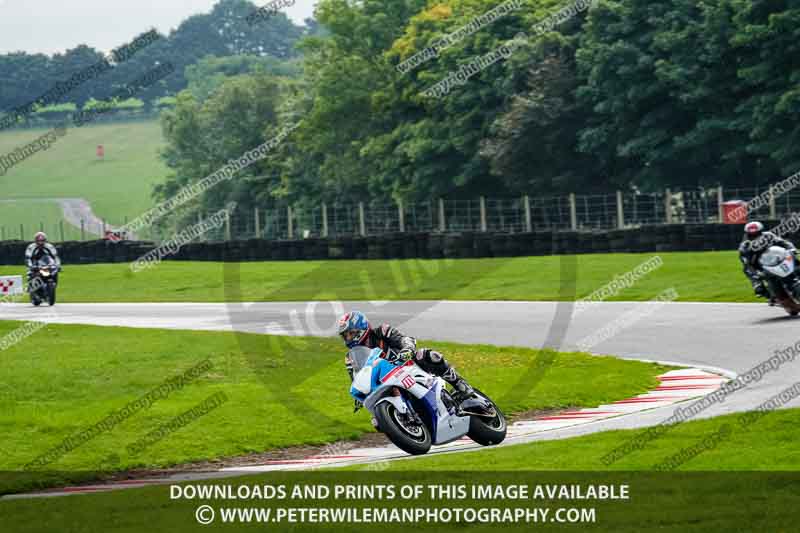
(2, 300, 798, 439)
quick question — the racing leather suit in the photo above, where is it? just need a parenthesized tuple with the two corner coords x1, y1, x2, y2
(25, 242, 61, 284)
(345, 324, 472, 396)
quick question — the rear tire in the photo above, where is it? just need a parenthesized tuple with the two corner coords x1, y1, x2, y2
(467, 389, 507, 446)
(375, 400, 431, 455)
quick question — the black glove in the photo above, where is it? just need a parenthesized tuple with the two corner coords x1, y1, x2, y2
(384, 349, 413, 364)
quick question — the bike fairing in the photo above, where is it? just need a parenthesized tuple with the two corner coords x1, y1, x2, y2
(349, 348, 447, 444)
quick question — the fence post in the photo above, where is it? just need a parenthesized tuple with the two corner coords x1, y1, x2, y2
(769, 185, 777, 219)
(254, 208, 261, 239)
(524, 195, 532, 232)
(569, 193, 577, 231)
(717, 186, 724, 222)
(398, 199, 405, 233)
(665, 189, 673, 224)
(1, 226, 4, 241)
(439, 199, 446, 232)
(287, 206, 294, 240)
(616, 190, 624, 229)
(80, 219, 85, 240)
(59, 220, 65, 242)
(20, 223, 24, 240)
(322, 203, 329, 238)
(225, 210, 232, 241)
(358, 202, 367, 236)
(479, 196, 488, 232)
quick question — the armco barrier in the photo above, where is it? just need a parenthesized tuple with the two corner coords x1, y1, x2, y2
(0, 222, 758, 266)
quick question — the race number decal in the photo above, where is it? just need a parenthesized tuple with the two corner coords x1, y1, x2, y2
(401, 375, 415, 389)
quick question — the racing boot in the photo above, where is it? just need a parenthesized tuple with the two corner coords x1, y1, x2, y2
(416, 348, 476, 406)
(442, 367, 475, 405)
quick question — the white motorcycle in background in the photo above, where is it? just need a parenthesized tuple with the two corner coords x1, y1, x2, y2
(348, 346, 507, 455)
(757, 245, 800, 316)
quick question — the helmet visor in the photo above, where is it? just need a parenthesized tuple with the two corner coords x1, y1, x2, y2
(341, 329, 365, 347)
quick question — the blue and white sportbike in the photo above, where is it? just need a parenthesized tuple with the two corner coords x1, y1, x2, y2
(348, 346, 507, 455)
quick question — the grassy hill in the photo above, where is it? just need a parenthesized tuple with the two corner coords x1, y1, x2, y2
(0, 120, 169, 239)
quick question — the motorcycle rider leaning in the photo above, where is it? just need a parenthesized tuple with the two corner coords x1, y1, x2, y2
(338, 311, 475, 406)
(739, 221, 796, 298)
(25, 232, 61, 286)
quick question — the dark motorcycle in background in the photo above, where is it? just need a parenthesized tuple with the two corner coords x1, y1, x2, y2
(756, 245, 800, 316)
(29, 257, 59, 307)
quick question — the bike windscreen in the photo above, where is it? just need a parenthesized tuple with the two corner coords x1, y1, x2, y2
(347, 346, 374, 373)
(760, 247, 787, 268)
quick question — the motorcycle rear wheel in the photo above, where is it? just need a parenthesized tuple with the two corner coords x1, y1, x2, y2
(375, 401, 432, 455)
(467, 389, 507, 446)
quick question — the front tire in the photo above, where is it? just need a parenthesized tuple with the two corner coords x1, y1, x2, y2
(467, 389, 507, 446)
(375, 400, 432, 455)
(47, 285, 56, 306)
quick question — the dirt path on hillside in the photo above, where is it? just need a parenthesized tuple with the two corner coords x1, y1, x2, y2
(0, 197, 136, 239)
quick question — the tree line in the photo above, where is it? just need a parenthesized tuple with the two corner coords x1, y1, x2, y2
(0, 0, 305, 115)
(5, 0, 796, 232)
(152, 0, 800, 233)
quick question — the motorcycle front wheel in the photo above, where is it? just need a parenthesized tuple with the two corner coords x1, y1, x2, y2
(47, 284, 56, 306)
(375, 400, 432, 455)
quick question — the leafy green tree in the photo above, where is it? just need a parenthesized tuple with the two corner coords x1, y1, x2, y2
(730, 0, 800, 178)
(156, 74, 289, 231)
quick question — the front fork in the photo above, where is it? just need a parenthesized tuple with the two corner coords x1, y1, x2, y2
(372, 388, 422, 429)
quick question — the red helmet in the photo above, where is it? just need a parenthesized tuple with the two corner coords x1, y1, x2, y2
(744, 221, 764, 240)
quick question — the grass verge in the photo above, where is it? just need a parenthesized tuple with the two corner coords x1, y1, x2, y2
(363, 408, 800, 471)
(0, 251, 756, 303)
(2, 406, 799, 532)
(0, 321, 669, 493)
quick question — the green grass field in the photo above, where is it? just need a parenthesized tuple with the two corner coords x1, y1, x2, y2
(0, 120, 168, 231)
(368, 408, 800, 472)
(0, 321, 668, 494)
(0, 251, 755, 303)
(3, 410, 798, 532)
(0, 200, 84, 241)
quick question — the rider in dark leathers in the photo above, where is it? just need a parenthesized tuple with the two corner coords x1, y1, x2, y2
(25, 232, 61, 287)
(339, 311, 475, 405)
(739, 221, 796, 298)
